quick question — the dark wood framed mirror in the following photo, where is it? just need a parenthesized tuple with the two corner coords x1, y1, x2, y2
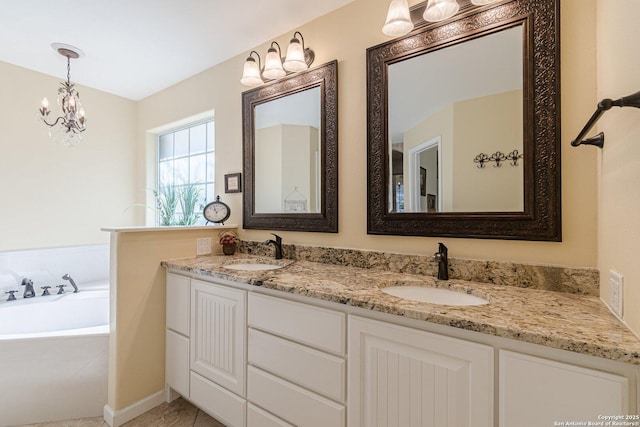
(367, 0, 560, 241)
(243, 60, 338, 232)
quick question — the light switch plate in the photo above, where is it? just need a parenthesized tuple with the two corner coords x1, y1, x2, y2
(609, 269, 623, 318)
(196, 237, 212, 256)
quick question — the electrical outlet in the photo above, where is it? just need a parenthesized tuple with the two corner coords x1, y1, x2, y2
(196, 237, 212, 256)
(609, 269, 624, 318)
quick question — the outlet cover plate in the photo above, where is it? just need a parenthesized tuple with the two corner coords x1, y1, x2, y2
(196, 237, 212, 256)
(609, 269, 623, 318)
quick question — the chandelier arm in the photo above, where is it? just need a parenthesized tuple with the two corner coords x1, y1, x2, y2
(40, 116, 66, 128)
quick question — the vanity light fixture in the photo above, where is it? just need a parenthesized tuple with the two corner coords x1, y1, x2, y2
(240, 32, 315, 87)
(240, 51, 264, 86)
(382, 0, 414, 36)
(423, 0, 460, 22)
(382, 0, 500, 35)
(262, 41, 287, 80)
(38, 43, 86, 147)
(283, 32, 312, 72)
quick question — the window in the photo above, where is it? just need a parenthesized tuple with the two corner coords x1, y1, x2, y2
(157, 119, 214, 226)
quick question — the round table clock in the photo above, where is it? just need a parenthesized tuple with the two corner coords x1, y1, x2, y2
(203, 196, 231, 225)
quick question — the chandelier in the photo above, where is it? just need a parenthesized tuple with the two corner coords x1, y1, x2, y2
(38, 44, 86, 147)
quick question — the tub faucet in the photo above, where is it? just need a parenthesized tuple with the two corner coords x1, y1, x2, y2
(62, 274, 79, 293)
(264, 233, 283, 260)
(21, 278, 36, 298)
(5, 290, 18, 301)
(433, 242, 449, 281)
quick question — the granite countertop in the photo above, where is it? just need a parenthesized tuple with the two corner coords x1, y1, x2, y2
(162, 254, 640, 365)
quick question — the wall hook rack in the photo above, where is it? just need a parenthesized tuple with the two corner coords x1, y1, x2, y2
(571, 90, 640, 149)
(474, 150, 523, 168)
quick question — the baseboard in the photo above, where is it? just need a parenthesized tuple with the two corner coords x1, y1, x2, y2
(103, 390, 165, 427)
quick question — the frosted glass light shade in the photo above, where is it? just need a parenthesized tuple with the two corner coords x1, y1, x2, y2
(263, 47, 286, 80)
(382, 0, 414, 37)
(240, 57, 263, 86)
(283, 39, 307, 72)
(471, 0, 498, 5)
(423, 0, 459, 22)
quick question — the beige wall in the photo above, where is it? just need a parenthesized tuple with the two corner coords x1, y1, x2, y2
(453, 90, 523, 212)
(596, 0, 640, 336)
(137, 0, 598, 268)
(0, 61, 138, 251)
(107, 228, 229, 409)
(255, 124, 319, 213)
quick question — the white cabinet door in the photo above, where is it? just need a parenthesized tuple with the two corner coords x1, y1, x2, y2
(166, 272, 190, 336)
(348, 316, 493, 427)
(191, 279, 246, 397)
(166, 329, 189, 398)
(499, 350, 629, 427)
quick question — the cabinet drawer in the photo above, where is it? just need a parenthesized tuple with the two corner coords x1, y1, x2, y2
(190, 372, 245, 427)
(165, 330, 189, 398)
(248, 366, 345, 427)
(166, 272, 190, 336)
(248, 328, 345, 402)
(248, 403, 293, 427)
(248, 293, 345, 355)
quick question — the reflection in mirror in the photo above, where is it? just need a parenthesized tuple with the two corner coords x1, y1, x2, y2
(254, 87, 321, 214)
(388, 25, 523, 213)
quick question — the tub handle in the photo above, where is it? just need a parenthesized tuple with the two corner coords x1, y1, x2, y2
(56, 284, 67, 294)
(5, 290, 18, 301)
(41, 286, 51, 296)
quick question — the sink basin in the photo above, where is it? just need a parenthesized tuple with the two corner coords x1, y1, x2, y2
(381, 286, 488, 306)
(223, 263, 284, 271)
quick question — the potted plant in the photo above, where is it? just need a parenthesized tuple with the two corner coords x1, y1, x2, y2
(219, 231, 239, 255)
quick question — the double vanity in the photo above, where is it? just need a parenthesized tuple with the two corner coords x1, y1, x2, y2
(158, 1, 638, 425)
(162, 253, 640, 427)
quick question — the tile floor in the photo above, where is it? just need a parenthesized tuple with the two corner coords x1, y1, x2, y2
(16, 398, 225, 427)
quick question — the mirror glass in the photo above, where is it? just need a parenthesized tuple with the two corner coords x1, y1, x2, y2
(243, 60, 338, 233)
(388, 26, 523, 213)
(254, 87, 321, 214)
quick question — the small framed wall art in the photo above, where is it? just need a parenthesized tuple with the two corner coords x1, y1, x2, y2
(224, 173, 242, 193)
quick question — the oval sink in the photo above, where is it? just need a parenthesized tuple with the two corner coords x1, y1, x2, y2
(223, 263, 283, 271)
(381, 286, 488, 306)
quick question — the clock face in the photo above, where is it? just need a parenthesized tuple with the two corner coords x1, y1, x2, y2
(203, 200, 230, 223)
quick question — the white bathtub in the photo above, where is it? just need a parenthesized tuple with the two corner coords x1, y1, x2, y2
(0, 285, 109, 426)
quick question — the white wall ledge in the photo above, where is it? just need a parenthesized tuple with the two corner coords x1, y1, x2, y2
(101, 225, 239, 233)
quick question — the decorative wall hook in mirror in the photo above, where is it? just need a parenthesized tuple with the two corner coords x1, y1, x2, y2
(240, 32, 315, 87)
(571, 91, 640, 149)
(473, 150, 523, 168)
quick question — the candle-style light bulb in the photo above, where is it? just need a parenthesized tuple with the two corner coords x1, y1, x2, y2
(41, 98, 49, 110)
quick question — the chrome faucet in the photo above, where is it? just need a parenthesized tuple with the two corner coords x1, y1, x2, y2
(264, 233, 283, 260)
(433, 242, 449, 280)
(21, 278, 36, 298)
(62, 273, 79, 293)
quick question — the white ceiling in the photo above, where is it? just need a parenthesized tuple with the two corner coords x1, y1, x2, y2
(0, 0, 355, 100)
(388, 26, 523, 143)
